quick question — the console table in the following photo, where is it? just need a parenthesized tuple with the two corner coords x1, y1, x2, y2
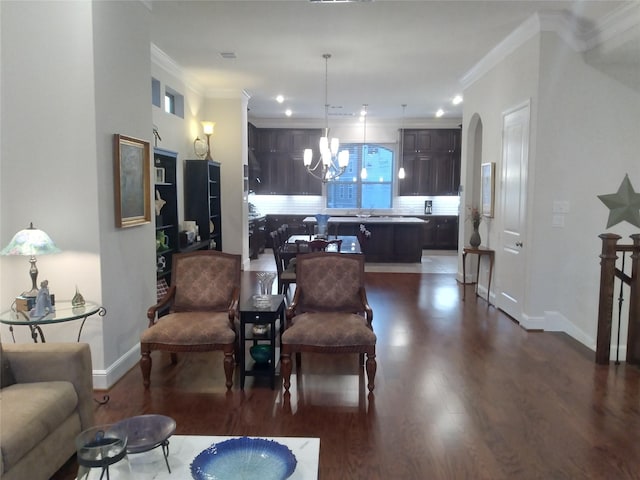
(462, 247, 495, 305)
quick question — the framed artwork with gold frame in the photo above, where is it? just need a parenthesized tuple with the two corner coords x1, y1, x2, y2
(114, 134, 151, 228)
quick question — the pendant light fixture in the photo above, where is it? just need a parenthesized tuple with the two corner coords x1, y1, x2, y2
(303, 53, 349, 183)
(360, 104, 368, 180)
(398, 104, 407, 179)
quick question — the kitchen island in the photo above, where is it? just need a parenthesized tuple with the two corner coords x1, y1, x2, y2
(303, 216, 425, 263)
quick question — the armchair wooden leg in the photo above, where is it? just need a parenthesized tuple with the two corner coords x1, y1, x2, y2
(223, 351, 234, 390)
(281, 352, 292, 391)
(140, 349, 152, 389)
(365, 352, 376, 392)
(170, 353, 178, 364)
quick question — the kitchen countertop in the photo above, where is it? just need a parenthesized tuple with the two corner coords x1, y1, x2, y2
(302, 216, 426, 224)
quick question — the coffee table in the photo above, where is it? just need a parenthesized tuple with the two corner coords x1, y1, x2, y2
(76, 435, 320, 479)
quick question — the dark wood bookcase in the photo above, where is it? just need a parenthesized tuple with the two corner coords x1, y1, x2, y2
(154, 148, 179, 284)
(184, 160, 222, 251)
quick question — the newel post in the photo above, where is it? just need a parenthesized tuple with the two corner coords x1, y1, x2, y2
(596, 233, 621, 364)
(627, 234, 640, 364)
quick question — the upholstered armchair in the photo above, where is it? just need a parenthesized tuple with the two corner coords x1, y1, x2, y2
(140, 250, 241, 389)
(281, 252, 376, 393)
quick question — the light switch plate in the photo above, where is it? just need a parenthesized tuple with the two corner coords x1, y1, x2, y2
(552, 215, 565, 227)
(553, 201, 570, 213)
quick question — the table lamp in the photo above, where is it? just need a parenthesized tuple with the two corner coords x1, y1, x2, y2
(0, 222, 61, 298)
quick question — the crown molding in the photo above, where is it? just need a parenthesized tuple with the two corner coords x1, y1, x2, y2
(581, 2, 640, 52)
(150, 43, 203, 95)
(460, 4, 639, 89)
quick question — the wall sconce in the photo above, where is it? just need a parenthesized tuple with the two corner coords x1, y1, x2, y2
(201, 121, 215, 161)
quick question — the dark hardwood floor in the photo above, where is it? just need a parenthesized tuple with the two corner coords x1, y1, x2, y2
(54, 271, 640, 479)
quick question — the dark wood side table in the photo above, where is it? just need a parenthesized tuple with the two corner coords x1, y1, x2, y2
(239, 294, 285, 389)
(462, 247, 495, 305)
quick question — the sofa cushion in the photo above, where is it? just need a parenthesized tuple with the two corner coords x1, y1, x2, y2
(0, 343, 16, 388)
(0, 381, 78, 471)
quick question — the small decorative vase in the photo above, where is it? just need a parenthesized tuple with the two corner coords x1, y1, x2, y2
(469, 222, 481, 247)
(72, 286, 86, 307)
(315, 214, 330, 238)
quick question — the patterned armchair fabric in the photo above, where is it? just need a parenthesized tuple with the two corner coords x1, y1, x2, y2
(140, 250, 241, 390)
(281, 252, 377, 393)
(172, 254, 239, 311)
(295, 252, 364, 312)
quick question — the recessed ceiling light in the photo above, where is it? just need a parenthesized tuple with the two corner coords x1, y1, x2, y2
(452, 95, 463, 105)
(276, 95, 284, 103)
(285, 109, 292, 117)
(436, 109, 444, 117)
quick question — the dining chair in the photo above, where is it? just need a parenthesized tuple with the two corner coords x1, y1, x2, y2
(308, 238, 343, 252)
(270, 230, 296, 295)
(140, 250, 241, 389)
(281, 252, 377, 393)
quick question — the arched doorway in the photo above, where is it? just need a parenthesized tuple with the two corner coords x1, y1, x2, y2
(460, 113, 484, 282)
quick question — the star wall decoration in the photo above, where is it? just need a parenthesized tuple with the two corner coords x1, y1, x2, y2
(597, 174, 640, 228)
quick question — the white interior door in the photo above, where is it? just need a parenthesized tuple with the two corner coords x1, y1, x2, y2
(497, 103, 530, 322)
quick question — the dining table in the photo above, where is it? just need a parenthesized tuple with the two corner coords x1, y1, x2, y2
(280, 235, 362, 267)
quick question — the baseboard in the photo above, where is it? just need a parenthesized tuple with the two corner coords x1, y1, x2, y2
(92, 342, 140, 390)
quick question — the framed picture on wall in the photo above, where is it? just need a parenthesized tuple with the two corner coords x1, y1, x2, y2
(114, 134, 151, 228)
(154, 167, 165, 184)
(481, 162, 495, 217)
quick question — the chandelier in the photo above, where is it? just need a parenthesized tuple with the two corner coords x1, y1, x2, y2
(303, 54, 349, 183)
(398, 104, 406, 179)
(360, 104, 368, 180)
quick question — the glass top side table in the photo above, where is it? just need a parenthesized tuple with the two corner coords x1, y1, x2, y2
(0, 300, 105, 343)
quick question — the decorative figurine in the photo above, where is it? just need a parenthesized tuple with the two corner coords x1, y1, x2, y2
(155, 189, 166, 216)
(72, 286, 86, 307)
(32, 280, 54, 317)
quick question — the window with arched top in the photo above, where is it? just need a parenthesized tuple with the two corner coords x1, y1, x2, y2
(326, 143, 394, 209)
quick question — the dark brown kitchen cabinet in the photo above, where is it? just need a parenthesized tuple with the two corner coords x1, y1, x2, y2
(249, 216, 266, 259)
(289, 130, 322, 195)
(252, 127, 322, 195)
(399, 128, 461, 196)
(422, 215, 458, 249)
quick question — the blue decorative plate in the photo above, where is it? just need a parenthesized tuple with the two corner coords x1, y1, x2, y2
(190, 437, 297, 480)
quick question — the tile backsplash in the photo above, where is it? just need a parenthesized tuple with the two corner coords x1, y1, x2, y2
(250, 195, 460, 217)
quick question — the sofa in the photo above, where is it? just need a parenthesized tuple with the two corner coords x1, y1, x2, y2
(0, 342, 95, 480)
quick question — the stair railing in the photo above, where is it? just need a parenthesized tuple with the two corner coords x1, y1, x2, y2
(596, 233, 640, 364)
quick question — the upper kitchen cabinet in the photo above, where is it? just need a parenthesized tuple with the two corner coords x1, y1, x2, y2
(289, 130, 322, 195)
(250, 127, 322, 195)
(399, 128, 461, 196)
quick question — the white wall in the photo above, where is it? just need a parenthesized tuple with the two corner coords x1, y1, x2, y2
(461, 34, 541, 300)
(0, 2, 103, 354)
(91, 0, 154, 383)
(462, 27, 640, 355)
(529, 32, 640, 347)
(201, 96, 250, 266)
(0, 1, 156, 387)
